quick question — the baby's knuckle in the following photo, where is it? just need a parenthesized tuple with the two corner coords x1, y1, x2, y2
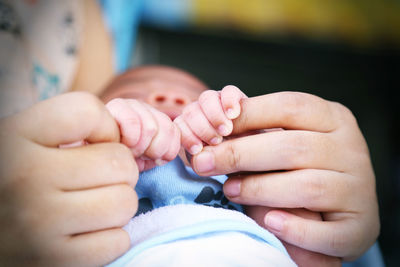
(199, 90, 217, 103)
(183, 102, 199, 119)
(143, 122, 158, 139)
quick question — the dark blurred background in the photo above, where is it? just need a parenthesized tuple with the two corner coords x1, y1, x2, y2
(131, 1, 400, 265)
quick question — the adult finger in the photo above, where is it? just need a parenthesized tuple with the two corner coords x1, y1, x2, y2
(62, 228, 130, 266)
(9, 92, 120, 146)
(246, 206, 341, 266)
(231, 92, 340, 135)
(198, 90, 232, 136)
(192, 130, 345, 176)
(48, 143, 138, 190)
(57, 184, 137, 235)
(263, 209, 365, 258)
(223, 169, 355, 212)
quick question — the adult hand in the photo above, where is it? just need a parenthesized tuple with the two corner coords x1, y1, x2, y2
(191, 92, 379, 261)
(0, 92, 138, 266)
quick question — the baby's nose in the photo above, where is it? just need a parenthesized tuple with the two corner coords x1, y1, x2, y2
(148, 92, 190, 109)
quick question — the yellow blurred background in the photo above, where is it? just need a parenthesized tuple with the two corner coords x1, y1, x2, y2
(191, 0, 400, 46)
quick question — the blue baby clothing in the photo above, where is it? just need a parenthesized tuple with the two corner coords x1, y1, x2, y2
(106, 158, 295, 266)
(135, 157, 243, 215)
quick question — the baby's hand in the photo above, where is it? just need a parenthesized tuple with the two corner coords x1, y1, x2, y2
(106, 98, 181, 172)
(174, 85, 247, 155)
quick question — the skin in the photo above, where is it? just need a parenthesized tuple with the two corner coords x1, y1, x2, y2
(0, 1, 378, 266)
(190, 92, 379, 262)
(0, 1, 131, 266)
(0, 92, 138, 266)
(100, 65, 209, 171)
(103, 69, 341, 266)
(101, 65, 208, 120)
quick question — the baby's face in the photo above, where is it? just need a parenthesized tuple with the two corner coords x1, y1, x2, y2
(101, 66, 208, 120)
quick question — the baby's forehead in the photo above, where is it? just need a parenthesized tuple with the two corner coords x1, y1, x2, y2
(113, 70, 205, 93)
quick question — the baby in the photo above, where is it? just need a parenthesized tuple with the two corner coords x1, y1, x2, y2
(101, 65, 297, 266)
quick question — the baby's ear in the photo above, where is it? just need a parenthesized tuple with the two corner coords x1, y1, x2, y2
(220, 85, 248, 120)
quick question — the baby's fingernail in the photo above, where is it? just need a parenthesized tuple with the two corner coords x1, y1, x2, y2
(226, 107, 239, 120)
(224, 179, 241, 198)
(217, 124, 230, 136)
(155, 159, 168, 166)
(190, 144, 203, 155)
(264, 213, 286, 233)
(210, 136, 223, 145)
(194, 151, 215, 173)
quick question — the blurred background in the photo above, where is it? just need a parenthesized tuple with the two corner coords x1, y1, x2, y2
(111, 0, 400, 265)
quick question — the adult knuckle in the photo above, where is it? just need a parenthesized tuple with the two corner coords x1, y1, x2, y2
(277, 92, 310, 123)
(113, 185, 138, 225)
(110, 144, 137, 175)
(241, 176, 263, 199)
(226, 142, 241, 171)
(330, 101, 358, 125)
(291, 223, 307, 246)
(111, 143, 132, 161)
(73, 92, 104, 113)
(300, 175, 326, 204)
(329, 230, 351, 256)
(282, 134, 308, 166)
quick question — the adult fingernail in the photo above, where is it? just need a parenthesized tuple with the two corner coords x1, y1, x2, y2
(224, 179, 241, 198)
(194, 151, 215, 173)
(265, 213, 286, 233)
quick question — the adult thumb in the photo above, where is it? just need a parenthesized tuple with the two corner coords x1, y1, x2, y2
(4, 92, 120, 146)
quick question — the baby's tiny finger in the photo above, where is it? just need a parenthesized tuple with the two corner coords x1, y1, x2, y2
(198, 90, 233, 136)
(162, 124, 181, 161)
(182, 102, 223, 146)
(174, 116, 203, 155)
(220, 85, 247, 119)
(106, 98, 141, 147)
(143, 106, 175, 160)
(125, 100, 158, 157)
